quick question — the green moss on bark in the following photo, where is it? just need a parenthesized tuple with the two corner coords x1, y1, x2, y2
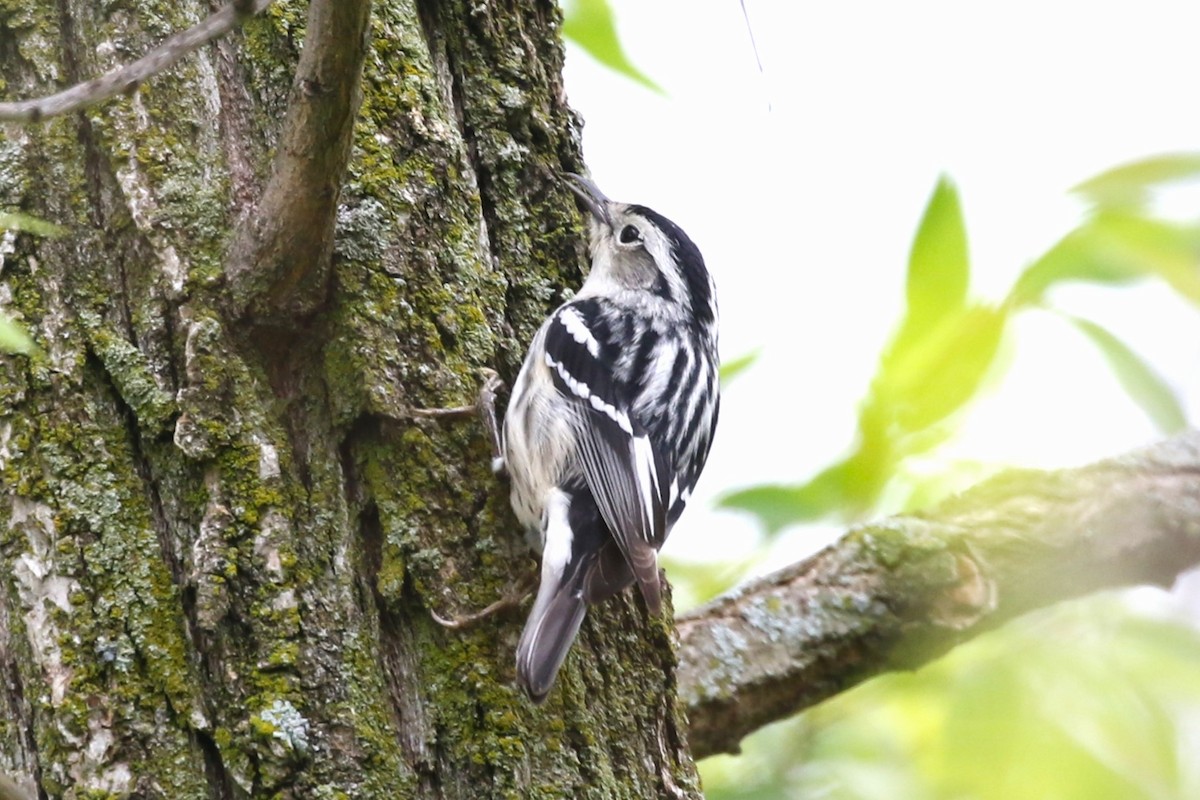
(0, 1, 702, 797)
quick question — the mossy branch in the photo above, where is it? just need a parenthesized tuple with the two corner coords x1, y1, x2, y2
(0, 0, 273, 123)
(677, 432, 1200, 759)
(223, 0, 372, 321)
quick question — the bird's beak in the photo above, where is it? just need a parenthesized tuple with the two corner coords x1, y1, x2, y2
(562, 173, 613, 227)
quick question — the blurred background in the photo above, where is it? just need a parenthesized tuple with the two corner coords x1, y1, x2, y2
(560, 1, 1200, 797)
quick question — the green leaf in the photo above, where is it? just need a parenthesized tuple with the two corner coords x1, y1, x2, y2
(719, 349, 759, 386)
(1010, 210, 1200, 307)
(562, 0, 664, 93)
(1073, 152, 1200, 208)
(0, 213, 52, 355)
(1085, 212, 1200, 304)
(791, 596, 1200, 800)
(730, 305, 1009, 531)
(873, 178, 983, 437)
(1066, 315, 1187, 434)
(660, 554, 759, 611)
(1009, 224, 1141, 307)
(0, 314, 34, 354)
(716, 484, 825, 535)
(904, 175, 970, 340)
(873, 304, 1009, 434)
(0, 211, 64, 237)
(717, 460, 855, 533)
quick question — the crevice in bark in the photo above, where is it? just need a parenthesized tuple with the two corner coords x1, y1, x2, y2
(414, 0, 471, 160)
(211, 30, 264, 220)
(380, 582, 441, 798)
(53, 0, 82, 83)
(194, 728, 234, 800)
(234, 297, 333, 371)
(81, 348, 232, 793)
(0, 19, 37, 99)
(1, 650, 47, 800)
(55, 1, 111, 233)
(414, 0, 507, 366)
(112, 252, 140, 355)
(365, 528, 439, 791)
(84, 347, 182, 588)
(340, 421, 436, 792)
(162, 302, 182, 399)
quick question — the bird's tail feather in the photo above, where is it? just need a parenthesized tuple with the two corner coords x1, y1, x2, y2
(516, 567, 588, 704)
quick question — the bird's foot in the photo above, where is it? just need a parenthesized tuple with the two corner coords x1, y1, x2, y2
(430, 566, 536, 630)
(406, 368, 506, 469)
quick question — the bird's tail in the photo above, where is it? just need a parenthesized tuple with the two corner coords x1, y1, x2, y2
(516, 563, 588, 704)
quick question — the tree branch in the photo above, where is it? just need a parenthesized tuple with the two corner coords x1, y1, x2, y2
(678, 432, 1200, 759)
(223, 0, 372, 321)
(0, 0, 273, 123)
(0, 0, 369, 322)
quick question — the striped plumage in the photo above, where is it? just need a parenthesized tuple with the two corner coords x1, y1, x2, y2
(501, 175, 719, 702)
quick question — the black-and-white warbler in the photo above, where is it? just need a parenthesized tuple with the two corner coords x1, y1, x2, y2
(500, 175, 720, 702)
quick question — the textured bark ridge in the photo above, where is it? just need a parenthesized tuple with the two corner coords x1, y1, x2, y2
(0, 1, 700, 797)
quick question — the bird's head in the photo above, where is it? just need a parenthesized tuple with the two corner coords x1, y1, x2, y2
(563, 173, 716, 331)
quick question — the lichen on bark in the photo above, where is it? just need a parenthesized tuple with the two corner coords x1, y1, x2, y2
(1, 1, 701, 798)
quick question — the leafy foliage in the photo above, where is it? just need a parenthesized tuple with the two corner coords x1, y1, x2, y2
(1011, 210, 1200, 307)
(1072, 152, 1200, 208)
(900, 175, 970, 345)
(561, 0, 663, 93)
(0, 212, 64, 238)
(721, 159, 1198, 533)
(719, 349, 760, 386)
(566, 16, 1200, 796)
(0, 212, 59, 354)
(700, 153, 1199, 800)
(0, 316, 34, 354)
(1065, 315, 1186, 435)
(704, 592, 1200, 800)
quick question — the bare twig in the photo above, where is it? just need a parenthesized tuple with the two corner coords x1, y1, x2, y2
(0, 0, 274, 123)
(677, 432, 1200, 758)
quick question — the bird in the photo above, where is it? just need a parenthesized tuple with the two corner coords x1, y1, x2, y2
(498, 174, 720, 703)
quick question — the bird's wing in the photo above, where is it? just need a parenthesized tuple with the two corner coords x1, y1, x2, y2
(542, 303, 670, 613)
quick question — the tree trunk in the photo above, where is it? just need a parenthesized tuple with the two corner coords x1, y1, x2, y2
(0, 2, 700, 797)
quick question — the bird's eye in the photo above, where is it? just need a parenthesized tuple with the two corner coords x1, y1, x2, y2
(619, 225, 641, 244)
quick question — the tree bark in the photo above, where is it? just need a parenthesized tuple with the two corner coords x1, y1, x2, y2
(8, 4, 1198, 798)
(678, 432, 1200, 759)
(0, 1, 699, 798)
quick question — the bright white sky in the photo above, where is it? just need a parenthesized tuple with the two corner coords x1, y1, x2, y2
(562, 0, 1200, 573)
